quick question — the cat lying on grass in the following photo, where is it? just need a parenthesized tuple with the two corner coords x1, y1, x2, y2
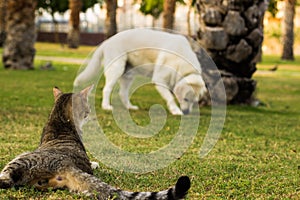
(0, 85, 191, 199)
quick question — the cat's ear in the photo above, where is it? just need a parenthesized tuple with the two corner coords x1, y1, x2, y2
(53, 87, 63, 101)
(80, 84, 94, 99)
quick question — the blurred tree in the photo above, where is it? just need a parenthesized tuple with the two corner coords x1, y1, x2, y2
(138, 0, 184, 28)
(187, 0, 196, 36)
(268, 0, 279, 17)
(139, 0, 163, 26)
(0, 0, 7, 46)
(37, 0, 100, 15)
(37, 0, 69, 43)
(104, 0, 118, 38)
(197, 0, 267, 105)
(82, 0, 101, 12)
(281, 0, 296, 60)
(37, 0, 100, 47)
(3, 0, 36, 69)
(67, 0, 82, 48)
(163, 0, 176, 29)
(37, 0, 69, 14)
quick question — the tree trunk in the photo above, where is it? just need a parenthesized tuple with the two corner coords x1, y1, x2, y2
(187, 0, 193, 36)
(67, 0, 82, 49)
(196, 0, 267, 105)
(51, 12, 60, 44)
(281, 0, 296, 60)
(0, 0, 7, 46)
(2, 0, 36, 69)
(104, 0, 118, 38)
(163, 0, 176, 30)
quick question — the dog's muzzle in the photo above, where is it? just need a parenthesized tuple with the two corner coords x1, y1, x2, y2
(182, 109, 190, 115)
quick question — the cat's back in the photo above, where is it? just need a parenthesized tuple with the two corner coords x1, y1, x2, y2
(37, 90, 93, 174)
(35, 143, 93, 174)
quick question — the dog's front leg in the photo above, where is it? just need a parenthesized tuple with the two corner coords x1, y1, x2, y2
(155, 84, 183, 115)
(119, 74, 139, 110)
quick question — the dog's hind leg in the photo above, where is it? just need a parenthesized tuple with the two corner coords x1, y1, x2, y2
(119, 73, 139, 110)
(102, 57, 126, 110)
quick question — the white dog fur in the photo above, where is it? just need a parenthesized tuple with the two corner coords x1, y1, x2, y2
(74, 29, 207, 115)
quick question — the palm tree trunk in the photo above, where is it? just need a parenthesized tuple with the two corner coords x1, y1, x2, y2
(67, 0, 82, 49)
(0, 0, 7, 46)
(197, 0, 267, 104)
(104, 0, 118, 38)
(281, 0, 296, 60)
(163, 0, 176, 30)
(187, 0, 192, 36)
(3, 0, 36, 69)
(51, 12, 60, 44)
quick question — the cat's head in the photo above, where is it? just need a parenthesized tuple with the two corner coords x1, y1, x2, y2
(52, 85, 94, 129)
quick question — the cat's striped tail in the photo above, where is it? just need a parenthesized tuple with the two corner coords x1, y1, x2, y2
(116, 175, 191, 200)
(52, 167, 191, 200)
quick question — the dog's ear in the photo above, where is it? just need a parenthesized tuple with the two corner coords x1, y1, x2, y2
(184, 74, 203, 85)
(183, 74, 207, 98)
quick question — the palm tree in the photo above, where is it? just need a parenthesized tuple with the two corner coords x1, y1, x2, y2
(104, 0, 118, 38)
(163, 0, 176, 30)
(281, 0, 296, 60)
(187, 0, 196, 36)
(0, 0, 6, 46)
(139, 0, 163, 27)
(196, 0, 267, 104)
(67, 0, 82, 48)
(2, 0, 36, 69)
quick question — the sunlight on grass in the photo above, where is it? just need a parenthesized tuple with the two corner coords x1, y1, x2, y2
(35, 42, 95, 58)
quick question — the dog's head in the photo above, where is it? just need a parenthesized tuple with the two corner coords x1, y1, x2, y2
(174, 74, 207, 115)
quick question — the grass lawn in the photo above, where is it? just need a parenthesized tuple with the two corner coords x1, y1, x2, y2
(0, 43, 299, 199)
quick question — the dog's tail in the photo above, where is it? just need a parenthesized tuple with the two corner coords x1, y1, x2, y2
(74, 44, 104, 87)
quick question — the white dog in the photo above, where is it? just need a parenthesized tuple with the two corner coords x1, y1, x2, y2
(74, 29, 207, 115)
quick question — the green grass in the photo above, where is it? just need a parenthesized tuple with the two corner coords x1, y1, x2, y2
(0, 47, 299, 199)
(34, 42, 95, 58)
(259, 55, 300, 68)
(0, 42, 95, 59)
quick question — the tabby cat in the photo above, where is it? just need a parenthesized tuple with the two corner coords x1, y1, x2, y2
(0, 85, 191, 199)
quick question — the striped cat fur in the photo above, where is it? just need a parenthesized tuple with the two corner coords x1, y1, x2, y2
(0, 86, 190, 199)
